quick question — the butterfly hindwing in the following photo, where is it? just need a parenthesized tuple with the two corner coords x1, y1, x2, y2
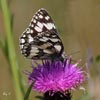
(20, 8, 64, 60)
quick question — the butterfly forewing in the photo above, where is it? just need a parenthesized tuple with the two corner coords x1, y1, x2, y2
(20, 8, 64, 60)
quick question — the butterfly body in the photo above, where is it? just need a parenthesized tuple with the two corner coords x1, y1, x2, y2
(20, 8, 65, 60)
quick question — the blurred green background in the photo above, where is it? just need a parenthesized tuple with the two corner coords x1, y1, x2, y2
(0, 0, 100, 100)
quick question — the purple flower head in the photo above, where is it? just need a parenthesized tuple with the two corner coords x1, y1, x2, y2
(28, 58, 85, 94)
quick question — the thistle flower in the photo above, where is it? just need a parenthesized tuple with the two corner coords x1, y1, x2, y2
(28, 58, 86, 100)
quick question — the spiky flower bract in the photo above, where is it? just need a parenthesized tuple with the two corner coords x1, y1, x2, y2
(28, 58, 85, 95)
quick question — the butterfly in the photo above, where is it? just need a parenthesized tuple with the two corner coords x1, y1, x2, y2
(19, 8, 65, 61)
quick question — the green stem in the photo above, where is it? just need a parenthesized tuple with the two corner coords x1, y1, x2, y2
(1, 0, 23, 100)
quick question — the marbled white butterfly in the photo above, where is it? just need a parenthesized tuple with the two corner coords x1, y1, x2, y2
(19, 8, 65, 60)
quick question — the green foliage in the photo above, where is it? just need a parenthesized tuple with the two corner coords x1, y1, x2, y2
(0, 37, 9, 61)
(35, 96, 43, 100)
(24, 82, 34, 100)
(0, 0, 23, 100)
(95, 55, 100, 62)
(0, 38, 5, 53)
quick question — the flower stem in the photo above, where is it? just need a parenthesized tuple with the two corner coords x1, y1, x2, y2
(0, 0, 23, 100)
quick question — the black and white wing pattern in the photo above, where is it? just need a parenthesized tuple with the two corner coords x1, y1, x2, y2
(19, 8, 64, 60)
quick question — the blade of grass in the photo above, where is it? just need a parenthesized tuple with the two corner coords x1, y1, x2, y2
(24, 82, 34, 100)
(0, 0, 23, 100)
(0, 38, 9, 62)
(0, 38, 4, 52)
